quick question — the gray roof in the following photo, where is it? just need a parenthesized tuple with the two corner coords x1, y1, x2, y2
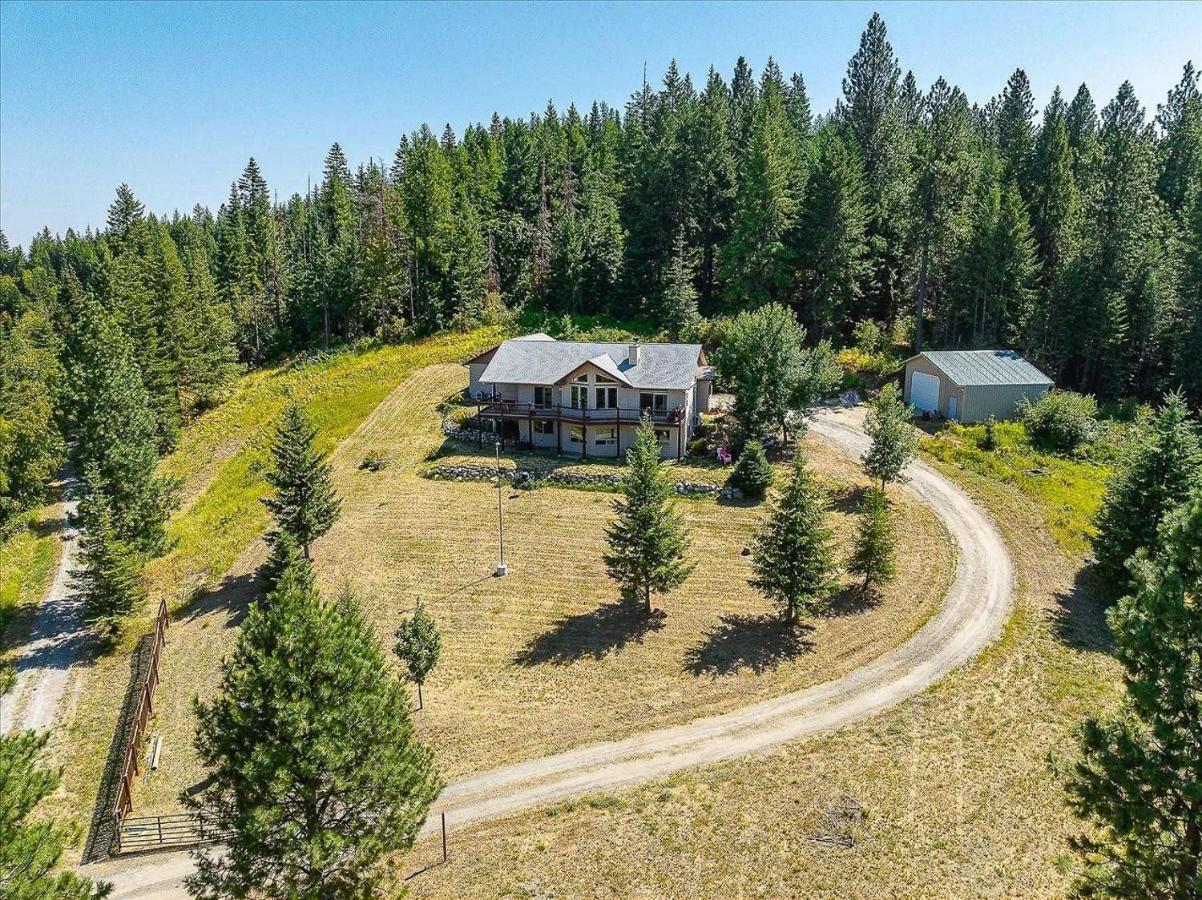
(477, 335, 706, 390)
(914, 350, 1054, 387)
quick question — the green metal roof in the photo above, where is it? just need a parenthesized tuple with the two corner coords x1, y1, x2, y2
(912, 350, 1054, 387)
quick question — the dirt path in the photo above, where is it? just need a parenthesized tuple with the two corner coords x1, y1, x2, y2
(0, 473, 88, 735)
(88, 406, 1014, 897)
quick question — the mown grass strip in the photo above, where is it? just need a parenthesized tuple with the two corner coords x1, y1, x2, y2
(143, 328, 509, 615)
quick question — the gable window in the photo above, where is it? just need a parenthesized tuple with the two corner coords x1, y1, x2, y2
(654, 428, 672, 446)
(595, 386, 618, 409)
(570, 384, 588, 409)
(533, 386, 554, 408)
(596, 427, 617, 446)
(640, 392, 668, 414)
(595, 374, 617, 384)
(574, 374, 589, 383)
(533, 419, 555, 435)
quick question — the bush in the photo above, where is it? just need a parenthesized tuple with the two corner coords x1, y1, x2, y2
(1019, 390, 1098, 452)
(360, 450, 387, 472)
(730, 440, 773, 498)
(981, 416, 998, 452)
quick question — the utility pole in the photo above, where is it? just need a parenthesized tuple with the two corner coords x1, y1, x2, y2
(494, 441, 508, 576)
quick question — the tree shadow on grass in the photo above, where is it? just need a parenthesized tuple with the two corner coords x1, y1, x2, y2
(514, 599, 665, 666)
(829, 484, 870, 514)
(822, 584, 883, 618)
(684, 614, 814, 677)
(175, 570, 261, 632)
(1051, 564, 1114, 654)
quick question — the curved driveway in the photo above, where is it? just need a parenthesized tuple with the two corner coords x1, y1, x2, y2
(92, 406, 1014, 897)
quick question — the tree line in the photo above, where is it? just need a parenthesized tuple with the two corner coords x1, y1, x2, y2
(2, 12, 1200, 528)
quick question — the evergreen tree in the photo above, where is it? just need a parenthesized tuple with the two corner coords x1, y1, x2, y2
(105, 183, 144, 239)
(659, 230, 700, 337)
(688, 68, 737, 310)
(911, 78, 977, 349)
(72, 468, 147, 637)
(1065, 485, 1202, 897)
(721, 72, 803, 308)
(188, 568, 441, 898)
(262, 402, 342, 559)
(0, 724, 111, 899)
(995, 68, 1037, 203)
(1155, 62, 1202, 215)
(393, 600, 442, 709)
(862, 383, 918, 491)
(749, 458, 837, 624)
(0, 310, 64, 523)
(67, 297, 177, 553)
(603, 419, 694, 616)
(848, 488, 896, 594)
(259, 530, 311, 597)
(838, 13, 912, 323)
(798, 128, 870, 336)
(729, 438, 773, 498)
(1092, 391, 1201, 586)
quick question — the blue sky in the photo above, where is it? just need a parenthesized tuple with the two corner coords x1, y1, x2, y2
(1, 0, 1198, 246)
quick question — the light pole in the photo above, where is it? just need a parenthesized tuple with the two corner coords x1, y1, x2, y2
(494, 441, 508, 576)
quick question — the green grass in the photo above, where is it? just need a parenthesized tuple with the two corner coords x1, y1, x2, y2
(921, 420, 1110, 559)
(143, 328, 509, 612)
(0, 505, 60, 647)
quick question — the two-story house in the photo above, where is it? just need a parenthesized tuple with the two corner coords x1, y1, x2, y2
(465, 333, 715, 459)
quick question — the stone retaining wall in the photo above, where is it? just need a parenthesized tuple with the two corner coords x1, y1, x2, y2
(424, 463, 720, 497)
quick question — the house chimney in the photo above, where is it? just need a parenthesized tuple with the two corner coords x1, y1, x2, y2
(629, 341, 640, 366)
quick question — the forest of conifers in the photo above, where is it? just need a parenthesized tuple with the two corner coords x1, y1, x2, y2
(1, 13, 1200, 524)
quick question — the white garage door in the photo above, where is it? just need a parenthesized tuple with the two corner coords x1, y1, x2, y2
(910, 371, 940, 413)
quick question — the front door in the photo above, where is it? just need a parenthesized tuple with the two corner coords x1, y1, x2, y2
(947, 395, 959, 420)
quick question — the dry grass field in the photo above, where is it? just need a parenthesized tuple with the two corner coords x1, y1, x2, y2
(398, 447, 1123, 897)
(131, 362, 952, 815)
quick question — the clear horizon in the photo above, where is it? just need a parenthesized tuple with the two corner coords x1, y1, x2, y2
(1, 0, 1199, 247)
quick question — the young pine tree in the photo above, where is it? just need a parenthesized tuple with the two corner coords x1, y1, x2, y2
(68, 297, 178, 555)
(259, 530, 311, 598)
(750, 458, 837, 625)
(394, 601, 442, 710)
(262, 403, 342, 559)
(72, 469, 147, 638)
(0, 725, 110, 899)
(188, 565, 441, 898)
(862, 383, 917, 492)
(604, 419, 694, 616)
(1064, 486, 1202, 897)
(1092, 392, 1201, 586)
(848, 488, 896, 594)
(730, 439, 773, 499)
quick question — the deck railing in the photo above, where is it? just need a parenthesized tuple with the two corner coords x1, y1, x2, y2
(476, 401, 682, 425)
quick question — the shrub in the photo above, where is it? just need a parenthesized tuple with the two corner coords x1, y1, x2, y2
(1020, 390, 1098, 452)
(981, 416, 998, 452)
(360, 450, 387, 472)
(730, 439, 773, 498)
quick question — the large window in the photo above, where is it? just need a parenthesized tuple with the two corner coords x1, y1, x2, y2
(654, 428, 672, 446)
(570, 384, 588, 409)
(596, 427, 617, 446)
(569, 425, 584, 444)
(595, 386, 618, 409)
(640, 392, 668, 414)
(533, 419, 555, 435)
(533, 386, 554, 408)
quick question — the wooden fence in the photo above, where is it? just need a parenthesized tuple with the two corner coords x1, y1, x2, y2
(110, 597, 169, 852)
